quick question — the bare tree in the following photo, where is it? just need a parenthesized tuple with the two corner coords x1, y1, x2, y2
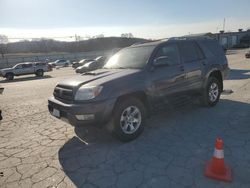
(121, 33, 134, 38)
(0, 35, 8, 58)
(92, 34, 105, 39)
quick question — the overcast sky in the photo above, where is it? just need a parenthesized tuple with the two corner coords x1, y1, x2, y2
(1, 0, 250, 41)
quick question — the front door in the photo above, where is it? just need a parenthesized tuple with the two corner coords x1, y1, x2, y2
(149, 43, 186, 101)
(22, 64, 34, 75)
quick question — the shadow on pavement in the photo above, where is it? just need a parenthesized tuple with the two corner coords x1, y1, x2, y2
(228, 69, 250, 80)
(58, 99, 250, 188)
(0, 75, 52, 83)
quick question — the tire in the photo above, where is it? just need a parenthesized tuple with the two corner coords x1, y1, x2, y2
(200, 77, 221, 107)
(36, 70, 44, 77)
(64, 63, 69, 67)
(6, 73, 14, 80)
(108, 97, 146, 142)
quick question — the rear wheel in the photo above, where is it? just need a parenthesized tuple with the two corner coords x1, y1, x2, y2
(6, 73, 14, 80)
(107, 97, 146, 142)
(201, 77, 221, 107)
(36, 69, 44, 77)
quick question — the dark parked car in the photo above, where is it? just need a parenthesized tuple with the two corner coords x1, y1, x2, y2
(48, 37, 229, 141)
(49, 59, 70, 67)
(95, 56, 107, 63)
(72, 59, 93, 69)
(75, 56, 107, 74)
(245, 51, 250, 58)
(76, 57, 105, 73)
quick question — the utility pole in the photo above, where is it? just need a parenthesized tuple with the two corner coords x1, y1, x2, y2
(223, 18, 226, 31)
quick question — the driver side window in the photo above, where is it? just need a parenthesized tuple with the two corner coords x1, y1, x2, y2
(15, 65, 22, 69)
(154, 44, 180, 66)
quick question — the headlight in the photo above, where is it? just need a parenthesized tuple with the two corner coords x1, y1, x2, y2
(74, 86, 103, 101)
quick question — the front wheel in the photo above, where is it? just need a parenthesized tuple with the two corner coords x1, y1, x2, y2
(6, 73, 14, 80)
(108, 97, 146, 142)
(36, 70, 44, 77)
(201, 77, 221, 107)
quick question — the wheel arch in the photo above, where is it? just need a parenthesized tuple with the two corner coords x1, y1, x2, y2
(205, 69, 223, 92)
(113, 91, 150, 117)
(36, 69, 44, 72)
(5, 72, 15, 77)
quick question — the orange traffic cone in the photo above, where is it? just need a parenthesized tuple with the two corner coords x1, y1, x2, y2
(204, 138, 232, 182)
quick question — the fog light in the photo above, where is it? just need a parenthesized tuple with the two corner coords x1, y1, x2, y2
(76, 114, 95, 121)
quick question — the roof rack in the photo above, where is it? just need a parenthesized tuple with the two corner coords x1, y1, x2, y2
(130, 41, 150, 46)
(169, 36, 214, 40)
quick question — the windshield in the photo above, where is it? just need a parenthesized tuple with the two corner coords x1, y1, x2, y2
(104, 46, 154, 69)
(79, 59, 86, 63)
(13, 64, 22, 68)
(95, 56, 101, 61)
(83, 62, 93, 67)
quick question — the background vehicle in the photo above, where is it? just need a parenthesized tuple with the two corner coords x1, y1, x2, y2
(0, 62, 52, 80)
(72, 59, 93, 69)
(49, 59, 70, 67)
(48, 37, 229, 142)
(95, 56, 107, 64)
(75, 56, 107, 73)
(245, 51, 250, 58)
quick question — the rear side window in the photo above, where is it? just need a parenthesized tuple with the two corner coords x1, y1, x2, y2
(22, 64, 33, 68)
(154, 43, 180, 65)
(202, 40, 225, 57)
(36, 63, 45, 66)
(179, 41, 204, 63)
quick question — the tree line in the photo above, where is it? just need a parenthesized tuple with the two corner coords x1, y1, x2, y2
(0, 35, 150, 58)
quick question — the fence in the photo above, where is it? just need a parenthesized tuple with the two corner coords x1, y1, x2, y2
(0, 50, 115, 69)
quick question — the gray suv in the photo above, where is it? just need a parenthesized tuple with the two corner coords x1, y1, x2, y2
(0, 62, 52, 80)
(48, 37, 229, 141)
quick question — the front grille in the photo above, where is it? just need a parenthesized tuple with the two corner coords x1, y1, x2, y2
(53, 85, 74, 101)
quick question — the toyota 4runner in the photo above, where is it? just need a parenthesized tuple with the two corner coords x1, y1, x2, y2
(48, 37, 229, 141)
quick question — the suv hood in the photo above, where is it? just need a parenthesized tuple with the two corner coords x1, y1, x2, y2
(58, 69, 141, 87)
(1, 68, 13, 72)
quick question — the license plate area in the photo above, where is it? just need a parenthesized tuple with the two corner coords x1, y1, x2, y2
(52, 108, 60, 118)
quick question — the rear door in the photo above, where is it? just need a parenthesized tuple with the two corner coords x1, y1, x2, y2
(179, 41, 206, 91)
(149, 43, 186, 99)
(22, 64, 34, 74)
(14, 64, 23, 75)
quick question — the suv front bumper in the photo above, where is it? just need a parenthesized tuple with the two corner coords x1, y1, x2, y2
(48, 97, 116, 126)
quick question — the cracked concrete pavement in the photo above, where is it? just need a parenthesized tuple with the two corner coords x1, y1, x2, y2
(0, 49, 250, 188)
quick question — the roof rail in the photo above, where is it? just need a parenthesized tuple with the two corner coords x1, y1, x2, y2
(169, 36, 214, 40)
(150, 38, 169, 42)
(130, 41, 149, 46)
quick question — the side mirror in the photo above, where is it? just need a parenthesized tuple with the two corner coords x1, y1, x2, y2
(153, 56, 172, 67)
